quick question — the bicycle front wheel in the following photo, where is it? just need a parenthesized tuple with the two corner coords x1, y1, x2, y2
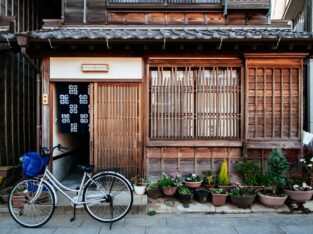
(8, 178, 55, 228)
(83, 172, 133, 223)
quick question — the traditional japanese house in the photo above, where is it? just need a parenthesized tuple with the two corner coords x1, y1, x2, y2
(11, 0, 313, 180)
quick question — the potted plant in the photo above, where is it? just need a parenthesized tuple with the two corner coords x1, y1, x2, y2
(184, 173, 202, 188)
(237, 160, 261, 186)
(210, 188, 228, 206)
(194, 187, 209, 203)
(284, 149, 313, 202)
(217, 160, 231, 190)
(258, 148, 289, 208)
(146, 180, 163, 199)
(229, 183, 256, 208)
(177, 186, 193, 204)
(131, 175, 146, 195)
(202, 170, 216, 188)
(159, 172, 180, 196)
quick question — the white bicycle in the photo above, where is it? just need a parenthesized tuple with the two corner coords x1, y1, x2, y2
(8, 144, 134, 228)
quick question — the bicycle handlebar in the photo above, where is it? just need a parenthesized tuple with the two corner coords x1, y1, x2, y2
(40, 144, 68, 157)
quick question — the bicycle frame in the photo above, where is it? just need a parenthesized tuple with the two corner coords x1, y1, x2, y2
(31, 167, 108, 206)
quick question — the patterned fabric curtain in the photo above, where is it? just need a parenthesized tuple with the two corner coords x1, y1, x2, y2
(57, 83, 90, 133)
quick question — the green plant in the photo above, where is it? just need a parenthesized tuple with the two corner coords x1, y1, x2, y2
(210, 188, 226, 194)
(159, 172, 181, 188)
(131, 175, 146, 186)
(255, 173, 272, 187)
(185, 174, 202, 182)
(267, 148, 289, 194)
(237, 161, 261, 186)
(218, 160, 230, 185)
(229, 185, 255, 197)
(147, 180, 161, 190)
(178, 186, 192, 195)
(147, 210, 157, 216)
(202, 170, 215, 185)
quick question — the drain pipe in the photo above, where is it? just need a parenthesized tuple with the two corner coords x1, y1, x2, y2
(16, 35, 41, 151)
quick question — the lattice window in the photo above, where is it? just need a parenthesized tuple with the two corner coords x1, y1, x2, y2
(149, 66, 241, 139)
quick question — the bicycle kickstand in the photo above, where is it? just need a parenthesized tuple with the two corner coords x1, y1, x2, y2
(70, 204, 76, 222)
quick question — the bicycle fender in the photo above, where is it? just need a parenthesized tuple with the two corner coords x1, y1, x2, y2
(43, 180, 58, 205)
(93, 171, 134, 190)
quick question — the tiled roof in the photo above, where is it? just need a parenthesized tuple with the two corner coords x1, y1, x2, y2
(20, 28, 313, 40)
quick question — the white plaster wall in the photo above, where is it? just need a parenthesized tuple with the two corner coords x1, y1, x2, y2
(50, 57, 143, 80)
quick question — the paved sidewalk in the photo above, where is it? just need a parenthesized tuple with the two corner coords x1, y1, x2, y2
(1, 212, 313, 234)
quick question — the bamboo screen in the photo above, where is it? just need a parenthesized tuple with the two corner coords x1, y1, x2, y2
(247, 67, 300, 139)
(149, 67, 240, 139)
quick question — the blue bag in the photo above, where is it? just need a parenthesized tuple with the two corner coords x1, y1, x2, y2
(22, 152, 49, 178)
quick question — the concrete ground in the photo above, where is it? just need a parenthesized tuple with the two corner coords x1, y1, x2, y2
(1, 212, 313, 234)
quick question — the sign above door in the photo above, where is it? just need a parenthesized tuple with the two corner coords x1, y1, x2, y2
(50, 57, 143, 81)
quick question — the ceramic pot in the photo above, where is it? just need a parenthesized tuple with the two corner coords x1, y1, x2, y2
(134, 185, 146, 195)
(210, 189, 228, 206)
(194, 188, 209, 203)
(230, 194, 256, 208)
(147, 188, 163, 199)
(258, 192, 287, 208)
(178, 193, 192, 203)
(284, 189, 313, 203)
(184, 180, 203, 189)
(162, 187, 177, 196)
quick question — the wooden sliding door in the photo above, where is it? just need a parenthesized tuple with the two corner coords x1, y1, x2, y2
(91, 83, 142, 177)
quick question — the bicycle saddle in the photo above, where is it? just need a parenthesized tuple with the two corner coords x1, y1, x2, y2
(77, 164, 94, 173)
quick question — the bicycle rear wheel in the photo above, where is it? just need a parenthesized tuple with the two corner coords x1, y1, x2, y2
(83, 172, 133, 223)
(8, 178, 55, 228)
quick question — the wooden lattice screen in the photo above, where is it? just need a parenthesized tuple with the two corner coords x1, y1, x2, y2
(149, 66, 241, 139)
(92, 83, 142, 177)
(246, 58, 301, 140)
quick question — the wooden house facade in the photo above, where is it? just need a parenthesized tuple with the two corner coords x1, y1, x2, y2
(12, 0, 313, 179)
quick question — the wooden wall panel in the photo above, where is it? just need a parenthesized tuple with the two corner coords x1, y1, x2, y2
(167, 13, 185, 24)
(187, 13, 205, 24)
(246, 12, 268, 25)
(227, 12, 246, 25)
(206, 12, 226, 25)
(108, 13, 126, 24)
(146, 13, 165, 24)
(246, 57, 302, 146)
(64, 0, 84, 24)
(146, 147, 243, 178)
(126, 13, 145, 24)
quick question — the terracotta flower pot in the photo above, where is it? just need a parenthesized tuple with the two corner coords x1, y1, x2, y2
(184, 180, 202, 189)
(230, 194, 256, 209)
(283, 189, 313, 203)
(147, 188, 163, 199)
(211, 192, 228, 206)
(258, 192, 288, 208)
(162, 187, 177, 196)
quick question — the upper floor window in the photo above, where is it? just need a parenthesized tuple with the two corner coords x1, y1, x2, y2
(149, 65, 241, 139)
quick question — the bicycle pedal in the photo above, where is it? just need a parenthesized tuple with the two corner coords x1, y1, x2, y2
(70, 217, 76, 222)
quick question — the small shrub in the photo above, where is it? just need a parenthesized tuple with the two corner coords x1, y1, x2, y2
(218, 160, 230, 185)
(267, 148, 289, 194)
(237, 161, 261, 186)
